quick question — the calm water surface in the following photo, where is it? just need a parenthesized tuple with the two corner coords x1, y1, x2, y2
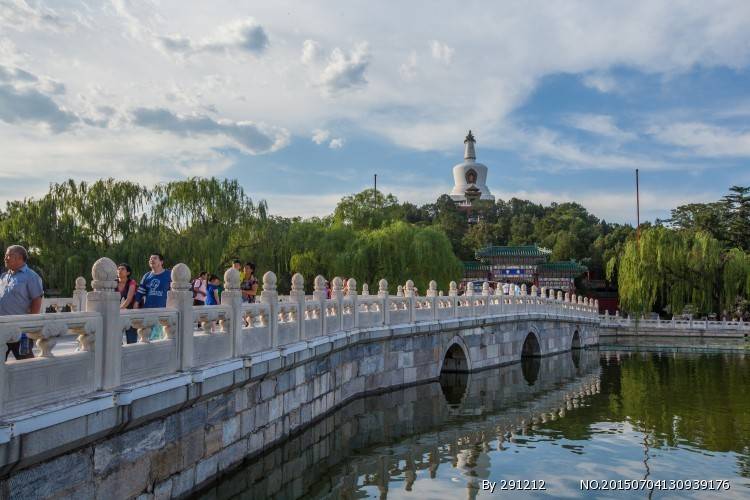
(198, 347, 750, 499)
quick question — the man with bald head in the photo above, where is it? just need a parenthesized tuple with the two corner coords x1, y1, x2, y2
(1, 245, 44, 359)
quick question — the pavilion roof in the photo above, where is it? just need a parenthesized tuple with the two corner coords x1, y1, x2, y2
(537, 261, 588, 274)
(475, 245, 552, 258)
(462, 261, 491, 271)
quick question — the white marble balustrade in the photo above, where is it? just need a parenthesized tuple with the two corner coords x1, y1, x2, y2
(0, 258, 599, 418)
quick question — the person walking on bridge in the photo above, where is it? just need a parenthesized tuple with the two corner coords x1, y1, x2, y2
(134, 253, 171, 340)
(1, 245, 43, 360)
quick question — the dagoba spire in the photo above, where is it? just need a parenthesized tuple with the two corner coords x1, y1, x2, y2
(464, 130, 476, 160)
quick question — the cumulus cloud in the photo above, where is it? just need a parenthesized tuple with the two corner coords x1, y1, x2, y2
(0, 0, 69, 32)
(399, 51, 417, 81)
(319, 42, 370, 94)
(301, 39, 321, 64)
(311, 128, 330, 144)
(649, 122, 750, 157)
(429, 40, 454, 64)
(581, 73, 618, 93)
(131, 107, 289, 154)
(157, 17, 269, 57)
(0, 63, 77, 132)
(566, 114, 635, 141)
(328, 137, 343, 149)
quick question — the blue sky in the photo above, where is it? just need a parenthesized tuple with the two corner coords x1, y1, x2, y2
(1, 1, 749, 224)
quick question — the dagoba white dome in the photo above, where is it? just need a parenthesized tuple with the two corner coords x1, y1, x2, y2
(450, 130, 495, 205)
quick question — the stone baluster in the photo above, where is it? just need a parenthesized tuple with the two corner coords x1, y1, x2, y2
(378, 279, 390, 325)
(531, 285, 537, 298)
(404, 280, 416, 322)
(86, 257, 119, 390)
(482, 282, 491, 296)
(221, 266, 243, 355)
(290, 273, 305, 341)
(448, 281, 458, 317)
(427, 280, 438, 297)
(347, 278, 359, 328)
(331, 277, 344, 332)
(539, 286, 546, 301)
(313, 275, 328, 335)
(167, 263, 195, 370)
(397, 285, 404, 297)
(362, 283, 370, 296)
(521, 284, 527, 296)
(73, 276, 87, 312)
(261, 271, 279, 347)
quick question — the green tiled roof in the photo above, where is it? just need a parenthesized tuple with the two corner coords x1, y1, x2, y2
(538, 261, 588, 274)
(462, 261, 491, 271)
(475, 245, 552, 258)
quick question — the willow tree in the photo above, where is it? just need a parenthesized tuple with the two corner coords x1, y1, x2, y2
(722, 249, 750, 314)
(617, 227, 723, 316)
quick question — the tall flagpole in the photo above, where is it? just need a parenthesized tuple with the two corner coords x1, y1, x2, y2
(636, 169, 641, 242)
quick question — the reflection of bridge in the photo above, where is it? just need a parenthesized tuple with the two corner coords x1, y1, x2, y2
(0, 258, 599, 499)
(198, 350, 602, 499)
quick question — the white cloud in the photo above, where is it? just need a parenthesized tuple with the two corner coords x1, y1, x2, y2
(0, 0, 71, 32)
(319, 42, 370, 94)
(566, 114, 636, 141)
(131, 107, 289, 155)
(581, 73, 617, 93)
(429, 40, 454, 64)
(328, 137, 343, 149)
(157, 17, 269, 57)
(311, 128, 330, 144)
(301, 39, 320, 64)
(399, 51, 417, 81)
(649, 122, 750, 157)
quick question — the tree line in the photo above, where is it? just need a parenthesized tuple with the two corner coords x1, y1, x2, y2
(2, 177, 747, 318)
(614, 186, 750, 318)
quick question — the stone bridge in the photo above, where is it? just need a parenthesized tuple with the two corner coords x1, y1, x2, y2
(0, 258, 599, 499)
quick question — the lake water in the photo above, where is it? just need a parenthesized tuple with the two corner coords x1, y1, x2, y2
(197, 347, 750, 499)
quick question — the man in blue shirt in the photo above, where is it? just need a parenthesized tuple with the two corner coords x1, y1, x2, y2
(135, 253, 171, 309)
(1, 245, 44, 360)
(134, 253, 171, 341)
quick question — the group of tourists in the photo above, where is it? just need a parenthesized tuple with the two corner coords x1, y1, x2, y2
(1, 244, 260, 356)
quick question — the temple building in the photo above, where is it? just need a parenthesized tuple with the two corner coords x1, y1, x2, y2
(463, 245, 588, 292)
(450, 131, 495, 206)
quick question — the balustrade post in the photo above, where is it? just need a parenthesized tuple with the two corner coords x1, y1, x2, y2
(290, 273, 305, 340)
(332, 277, 344, 331)
(404, 280, 416, 322)
(427, 280, 438, 320)
(261, 272, 279, 347)
(73, 276, 87, 312)
(449, 281, 458, 318)
(313, 275, 327, 336)
(378, 279, 390, 325)
(168, 263, 195, 370)
(221, 267, 243, 356)
(347, 278, 359, 328)
(87, 258, 119, 390)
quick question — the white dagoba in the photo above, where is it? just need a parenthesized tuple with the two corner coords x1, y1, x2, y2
(450, 130, 495, 206)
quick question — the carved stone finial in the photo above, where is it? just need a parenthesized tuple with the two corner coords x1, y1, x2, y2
(332, 277, 343, 292)
(75, 276, 86, 291)
(291, 273, 304, 293)
(482, 282, 490, 296)
(263, 271, 277, 292)
(170, 263, 192, 291)
(91, 257, 117, 291)
(531, 285, 538, 296)
(346, 278, 357, 295)
(362, 283, 369, 296)
(397, 285, 404, 297)
(427, 280, 437, 297)
(378, 279, 388, 295)
(449, 281, 458, 297)
(223, 267, 241, 290)
(557, 291, 563, 301)
(314, 275, 326, 292)
(521, 284, 527, 296)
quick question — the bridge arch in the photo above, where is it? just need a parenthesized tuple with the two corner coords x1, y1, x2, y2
(571, 329, 581, 350)
(440, 335, 472, 373)
(521, 331, 542, 358)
